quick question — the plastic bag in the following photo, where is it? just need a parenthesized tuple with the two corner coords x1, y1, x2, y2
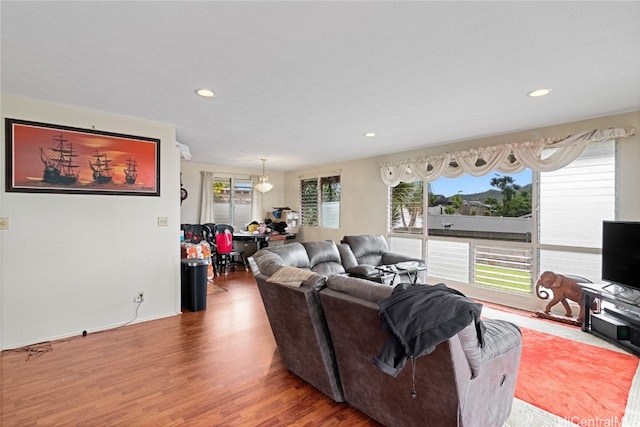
(216, 231, 233, 254)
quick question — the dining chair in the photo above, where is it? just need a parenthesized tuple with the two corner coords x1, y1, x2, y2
(212, 224, 247, 274)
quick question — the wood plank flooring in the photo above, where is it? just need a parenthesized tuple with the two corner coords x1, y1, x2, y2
(1, 271, 380, 426)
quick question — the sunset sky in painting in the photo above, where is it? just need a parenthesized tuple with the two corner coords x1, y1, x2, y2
(10, 123, 158, 190)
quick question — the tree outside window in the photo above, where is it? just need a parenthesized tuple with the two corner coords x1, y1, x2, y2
(389, 181, 424, 233)
(301, 175, 340, 228)
(213, 177, 252, 230)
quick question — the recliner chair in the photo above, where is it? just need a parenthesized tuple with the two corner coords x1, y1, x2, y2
(341, 234, 426, 284)
(248, 250, 345, 402)
(320, 275, 522, 427)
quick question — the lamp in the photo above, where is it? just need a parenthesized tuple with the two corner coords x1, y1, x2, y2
(255, 159, 274, 193)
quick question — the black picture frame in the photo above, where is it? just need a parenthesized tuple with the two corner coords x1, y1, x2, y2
(5, 118, 160, 196)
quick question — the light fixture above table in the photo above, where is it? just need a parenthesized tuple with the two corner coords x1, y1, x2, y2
(255, 159, 274, 193)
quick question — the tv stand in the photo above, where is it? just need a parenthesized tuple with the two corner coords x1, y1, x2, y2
(601, 283, 640, 302)
(581, 283, 640, 356)
(604, 305, 640, 324)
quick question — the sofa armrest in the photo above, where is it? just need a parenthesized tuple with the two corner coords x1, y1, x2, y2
(457, 322, 482, 379)
(381, 252, 424, 266)
(452, 318, 521, 380)
(480, 319, 522, 362)
(326, 275, 393, 303)
(456, 318, 522, 427)
(346, 264, 380, 279)
(304, 273, 329, 291)
(251, 249, 286, 276)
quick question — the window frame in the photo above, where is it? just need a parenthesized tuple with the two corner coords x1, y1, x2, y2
(387, 139, 618, 296)
(212, 176, 253, 230)
(300, 174, 341, 229)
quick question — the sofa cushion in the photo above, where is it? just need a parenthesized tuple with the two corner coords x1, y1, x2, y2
(337, 243, 358, 270)
(267, 265, 317, 287)
(265, 242, 311, 269)
(326, 275, 393, 303)
(342, 235, 388, 266)
(302, 240, 346, 276)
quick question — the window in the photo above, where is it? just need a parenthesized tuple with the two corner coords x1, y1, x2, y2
(427, 170, 533, 242)
(213, 177, 252, 230)
(300, 175, 341, 228)
(388, 139, 616, 295)
(424, 169, 534, 294)
(389, 181, 424, 234)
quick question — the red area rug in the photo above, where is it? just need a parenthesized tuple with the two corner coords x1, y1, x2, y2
(516, 326, 638, 423)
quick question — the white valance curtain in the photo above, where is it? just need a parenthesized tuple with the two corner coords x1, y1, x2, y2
(380, 127, 636, 186)
(199, 171, 215, 224)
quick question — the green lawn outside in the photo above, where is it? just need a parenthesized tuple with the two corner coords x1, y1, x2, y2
(475, 264, 532, 294)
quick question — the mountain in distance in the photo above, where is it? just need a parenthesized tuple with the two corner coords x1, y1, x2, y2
(437, 183, 532, 204)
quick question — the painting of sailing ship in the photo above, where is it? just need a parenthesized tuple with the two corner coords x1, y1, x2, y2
(89, 150, 114, 184)
(40, 134, 79, 185)
(5, 118, 160, 196)
(123, 158, 138, 185)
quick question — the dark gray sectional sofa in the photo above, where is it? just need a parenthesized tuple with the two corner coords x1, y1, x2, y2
(248, 236, 522, 427)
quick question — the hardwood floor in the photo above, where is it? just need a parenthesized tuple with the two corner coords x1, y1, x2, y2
(1, 271, 379, 426)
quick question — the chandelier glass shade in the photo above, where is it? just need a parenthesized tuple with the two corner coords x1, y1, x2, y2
(255, 159, 274, 193)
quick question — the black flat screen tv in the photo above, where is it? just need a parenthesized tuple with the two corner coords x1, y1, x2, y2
(602, 220, 640, 292)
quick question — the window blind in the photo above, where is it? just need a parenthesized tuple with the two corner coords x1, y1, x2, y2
(539, 140, 615, 248)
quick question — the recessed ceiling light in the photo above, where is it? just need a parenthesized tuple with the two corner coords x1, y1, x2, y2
(195, 88, 215, 98)
(364, 132, 376, 138)
(527, 88, 552, 98)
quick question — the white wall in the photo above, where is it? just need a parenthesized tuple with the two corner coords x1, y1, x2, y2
(0, 96, 182, 350)
(281, 161, 389, 243)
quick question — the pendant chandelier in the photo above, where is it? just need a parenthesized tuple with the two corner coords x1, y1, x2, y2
(255, 158, 274, 193)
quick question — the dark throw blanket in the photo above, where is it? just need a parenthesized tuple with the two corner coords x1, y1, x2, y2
(373, 283, 485, 377)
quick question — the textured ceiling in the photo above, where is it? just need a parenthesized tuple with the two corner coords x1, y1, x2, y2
(2, 1, 639, 171)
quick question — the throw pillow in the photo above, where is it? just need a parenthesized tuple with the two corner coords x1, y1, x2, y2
(266, 266, 315, 287)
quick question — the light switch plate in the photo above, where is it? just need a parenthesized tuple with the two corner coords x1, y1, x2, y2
(157, 216, 169, 227)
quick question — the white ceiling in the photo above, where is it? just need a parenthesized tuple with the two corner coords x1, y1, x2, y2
(2, 1, 639, 171)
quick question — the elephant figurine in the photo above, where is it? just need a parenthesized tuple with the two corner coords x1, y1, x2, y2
(535, 271, 593, 324)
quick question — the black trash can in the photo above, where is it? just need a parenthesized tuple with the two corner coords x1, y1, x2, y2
(181, 258, 210, 312)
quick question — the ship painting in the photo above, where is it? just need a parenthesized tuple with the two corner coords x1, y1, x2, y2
(8, 119, 159, 196)
(40, 134, 79, 185)
(123, 158, 138, 185)
(89, 150, 113, 184)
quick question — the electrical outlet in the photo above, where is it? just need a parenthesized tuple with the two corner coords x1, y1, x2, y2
(0, 217, 8, 230)
(157, 216, 169, 227)
(134, 291, 144, 303)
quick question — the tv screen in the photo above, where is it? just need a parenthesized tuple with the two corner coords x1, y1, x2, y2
(602, 220, 640, 291)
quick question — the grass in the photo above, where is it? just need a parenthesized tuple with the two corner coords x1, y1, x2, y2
(475, 264, 532, 294)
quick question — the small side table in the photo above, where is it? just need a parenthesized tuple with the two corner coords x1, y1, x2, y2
(375, 265, 399, 285)
(399, 265, 427, 285)
(376, 264, 426, 286)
